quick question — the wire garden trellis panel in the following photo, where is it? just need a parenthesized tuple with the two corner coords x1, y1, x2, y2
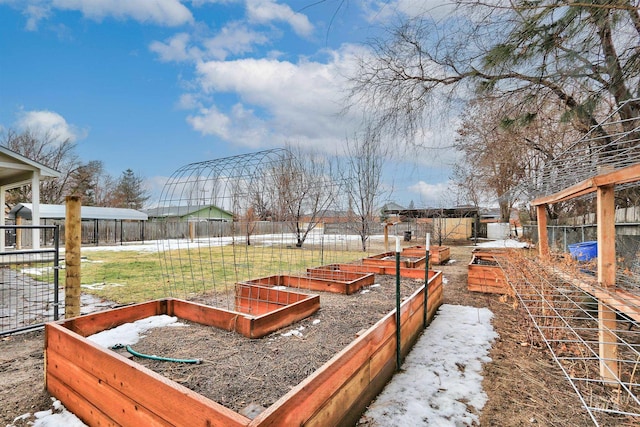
(497, 251, 639, 426)
(513, 99, 640, 425)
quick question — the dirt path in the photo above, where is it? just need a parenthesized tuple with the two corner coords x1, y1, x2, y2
(0, 242, 617, 426)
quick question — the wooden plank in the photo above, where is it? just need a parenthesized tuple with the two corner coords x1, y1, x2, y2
(63, 300, 167, 336)
(551, 270, 640, 322)
(170, 299, 239, 331)
(532, 163, 640, 206)
(46, 374, 119, 427)
(369, 336, 395, 379)
(46, 323, 251, 427)
(236, 284, 309, 304)
(244, 276, 284, 287)
(250, 296, 320, 338)
(304, 362, 371, 427)
(47, 348, 172, 426)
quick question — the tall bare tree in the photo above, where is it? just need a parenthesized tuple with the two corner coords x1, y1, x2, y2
(270, 147, 337, 248)
(339, 128, 389, 251)
(454, 94, 583, 221)
(1, 128, 81, 204)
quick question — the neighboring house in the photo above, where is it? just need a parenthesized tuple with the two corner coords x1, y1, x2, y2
(0, 146, 61, 250)
(144, 205, 234, 222)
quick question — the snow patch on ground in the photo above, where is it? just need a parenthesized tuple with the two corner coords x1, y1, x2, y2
(474, 239, 529, 248)
(87, 314, 185, 348)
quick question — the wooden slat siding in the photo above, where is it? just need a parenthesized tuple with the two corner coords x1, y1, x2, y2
(249, 296, 320, 338)
(169, 299, 241, 331)
(63, 300, 167, 336)
(45, 323, 251, 427)
(46, 374, 119, 427)
(48, 348, 171, 426)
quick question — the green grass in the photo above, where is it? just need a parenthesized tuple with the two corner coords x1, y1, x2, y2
(74, 245, 364, 304)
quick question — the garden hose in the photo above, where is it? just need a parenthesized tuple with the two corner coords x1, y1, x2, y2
(111, 344, 201, 364)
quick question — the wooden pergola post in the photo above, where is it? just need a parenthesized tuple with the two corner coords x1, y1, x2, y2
(536, 204, 550, 260)
(597, 184, 618, 383)
(65, 195, 82, 319)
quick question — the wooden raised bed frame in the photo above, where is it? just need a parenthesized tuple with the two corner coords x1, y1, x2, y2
(402, 245, 451, 265)
(243, 271, 375, 295)
(45, 272, 443, 427)
(315, 263, 436, 280)
(467, 249, 509, 294)
(362, 251, 427, 269)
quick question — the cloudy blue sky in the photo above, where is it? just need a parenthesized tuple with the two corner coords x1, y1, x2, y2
(0, 0, 461, 207)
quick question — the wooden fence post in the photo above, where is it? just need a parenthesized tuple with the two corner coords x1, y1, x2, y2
(536, 204, 549, 260)
(65, 196, 82, 318)
(597, 184, 618, 383)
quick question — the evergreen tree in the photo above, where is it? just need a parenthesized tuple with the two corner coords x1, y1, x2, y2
(113, 169, 149, 209)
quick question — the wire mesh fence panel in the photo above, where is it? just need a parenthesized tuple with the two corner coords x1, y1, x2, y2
(0, 225, 60, 336)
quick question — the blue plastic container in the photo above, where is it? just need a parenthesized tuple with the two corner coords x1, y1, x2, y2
(568, 241, 598, 261)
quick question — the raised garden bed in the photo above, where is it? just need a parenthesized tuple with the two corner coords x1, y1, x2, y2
(44, 272, 443, 427)
(467, 249, 509, 294)
(402, 245, 451, 265)
(314, 263, 438, 280)
(362, 251, 427, 269)
(243, 270, 375, 295)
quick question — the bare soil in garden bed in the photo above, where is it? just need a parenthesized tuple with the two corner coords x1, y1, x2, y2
(0, 241, 632, 426)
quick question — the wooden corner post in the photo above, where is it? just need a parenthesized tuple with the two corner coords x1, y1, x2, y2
(597, 184, 618, 383)
(536, 204, 550, 260)
(65, 195, 82, 318)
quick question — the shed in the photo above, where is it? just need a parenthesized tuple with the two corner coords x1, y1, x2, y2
(9, 203, 148, 246)
(9, 203, 148, 221)
(0, 146, 61, 250)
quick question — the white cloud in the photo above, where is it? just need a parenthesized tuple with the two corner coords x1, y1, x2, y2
(246, 0, 313, 37)
(363, 0, 457, 22)
(16, 110, 86, 143)
(50, 0, 194, 26)
(187, 48, 364, 151)
(186, 105, 232, 139)
(202, 22, 269, 60)
(176, 93, 203, 110)
(150, 33, 201, 62)
(150, 24, 269, 63)
(24, 4, 51, 30)
(408, 180, 456, 206)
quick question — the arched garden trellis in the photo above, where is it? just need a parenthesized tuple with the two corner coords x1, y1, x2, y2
(153, 148, 357, 309)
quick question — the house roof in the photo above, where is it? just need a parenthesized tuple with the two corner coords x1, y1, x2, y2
(0, 146, 61, 189)
(380, 202, 406, 213)
(143, 204, 233, 219)
(9, 203, 148, 221)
